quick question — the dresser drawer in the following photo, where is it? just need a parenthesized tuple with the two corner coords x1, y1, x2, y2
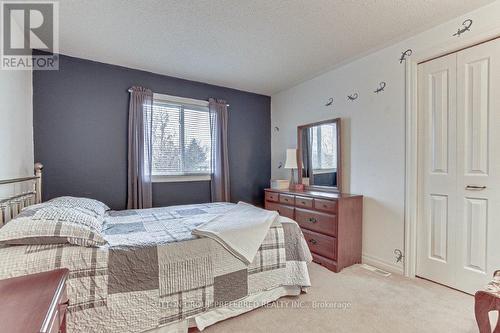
(279, 194, 295, 205)
(314, 198, 337, 213)
(265, 191, 279, 203)
(302, 229, 337, 260)
(295, 196, 313, 209)
(295, 208, 337, 237)
(265, 202, 294, 219)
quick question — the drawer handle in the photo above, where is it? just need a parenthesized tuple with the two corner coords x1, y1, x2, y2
(323, 204, 328, 208)
(308, 217, 317, 223)
(309, 239, 318, 245)
(466, 185, 487, 191)
(300, 201, 306, 205)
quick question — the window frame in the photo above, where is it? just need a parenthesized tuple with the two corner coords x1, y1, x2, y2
(151, 93, 212, 183)
(311, 124, 337, 172)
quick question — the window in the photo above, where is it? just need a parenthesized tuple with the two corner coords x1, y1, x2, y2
(311, 124, 337, 172)
(150, 94, 212, 182)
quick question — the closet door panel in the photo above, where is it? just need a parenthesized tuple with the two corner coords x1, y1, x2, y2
(416, 53, 457, 287)
(456, 38, 500, 294)
(463, 58, 489, 175)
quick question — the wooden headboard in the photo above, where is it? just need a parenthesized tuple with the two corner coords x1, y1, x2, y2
(0, 163, 43, 225)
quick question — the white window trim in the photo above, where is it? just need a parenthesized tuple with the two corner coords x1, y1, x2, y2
(312, 168, 337, 175)
(153, 93, 209, 108)
(152, 174, 211, 183)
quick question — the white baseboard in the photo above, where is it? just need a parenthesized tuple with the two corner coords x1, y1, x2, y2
(362, 253, 404, 275)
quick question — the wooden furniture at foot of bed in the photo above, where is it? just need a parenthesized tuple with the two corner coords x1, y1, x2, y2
(264, 188, 363, 273)
(0, 269, 69, 333)
(475, 270, 500, 333)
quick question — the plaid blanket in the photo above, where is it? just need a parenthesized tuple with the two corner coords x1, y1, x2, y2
(0, 203, 312, 333)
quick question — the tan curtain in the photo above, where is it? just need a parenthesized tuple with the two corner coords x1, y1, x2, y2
(127, 86, 153, 209)
(209, 98, 230, 202)
(302, 128, 314, 184)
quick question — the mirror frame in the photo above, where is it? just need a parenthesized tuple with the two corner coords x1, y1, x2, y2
(297, 118, 342, 193)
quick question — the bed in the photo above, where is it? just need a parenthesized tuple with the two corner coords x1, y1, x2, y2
(0, 165, 312, 333)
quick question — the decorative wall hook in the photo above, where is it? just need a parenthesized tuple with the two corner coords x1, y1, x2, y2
(399, 49, 413, 64)
(325, 97, 334, 106)
(394, 249, 405, 263)
(453, 19, 472, 37)
(273, 126, 280, 133)
(278, 162, 283, 169)
(374, 82, 386, 94)
(347, 92, 358, 101)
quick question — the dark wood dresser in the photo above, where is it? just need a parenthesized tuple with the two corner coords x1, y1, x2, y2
(0, 269, 69, 333)
(265, 188, 363, 273)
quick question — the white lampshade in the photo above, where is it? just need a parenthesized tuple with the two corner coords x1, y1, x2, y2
(284, 149, 298, 169)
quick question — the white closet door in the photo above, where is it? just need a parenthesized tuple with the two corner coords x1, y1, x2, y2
(417, 38, 500, 294)
(456, 38, 500, 294)
(417, 53, 458, 288)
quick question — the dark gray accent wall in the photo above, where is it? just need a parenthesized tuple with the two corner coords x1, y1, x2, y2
(33, 54, 271, 210)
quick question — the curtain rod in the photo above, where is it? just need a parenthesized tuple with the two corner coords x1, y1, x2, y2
(128, 89, 229, 107)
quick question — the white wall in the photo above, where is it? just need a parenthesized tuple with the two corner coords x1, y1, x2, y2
(0, 17, 34, 195)
(271, 1, 500, 274)
(0, 68, 34, 196)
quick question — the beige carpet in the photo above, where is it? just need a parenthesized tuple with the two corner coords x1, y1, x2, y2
(200, 263, 481, 333)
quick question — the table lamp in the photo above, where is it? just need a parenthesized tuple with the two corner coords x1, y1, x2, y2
(284, 148, 298, 189)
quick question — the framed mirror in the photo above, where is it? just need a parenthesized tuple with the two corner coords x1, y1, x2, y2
(297, 118, 341, 192)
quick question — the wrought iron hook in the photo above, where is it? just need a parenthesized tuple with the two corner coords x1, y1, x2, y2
(453, 19, 472, 37)
(399, 49, 413, 64)
(347, 93, 358, 101)
(374, 82, 386, 94)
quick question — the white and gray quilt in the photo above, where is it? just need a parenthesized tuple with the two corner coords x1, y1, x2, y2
(0, 202, 312, 333)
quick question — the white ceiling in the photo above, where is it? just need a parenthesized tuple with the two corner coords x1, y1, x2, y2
(58, 0, 494, 95)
